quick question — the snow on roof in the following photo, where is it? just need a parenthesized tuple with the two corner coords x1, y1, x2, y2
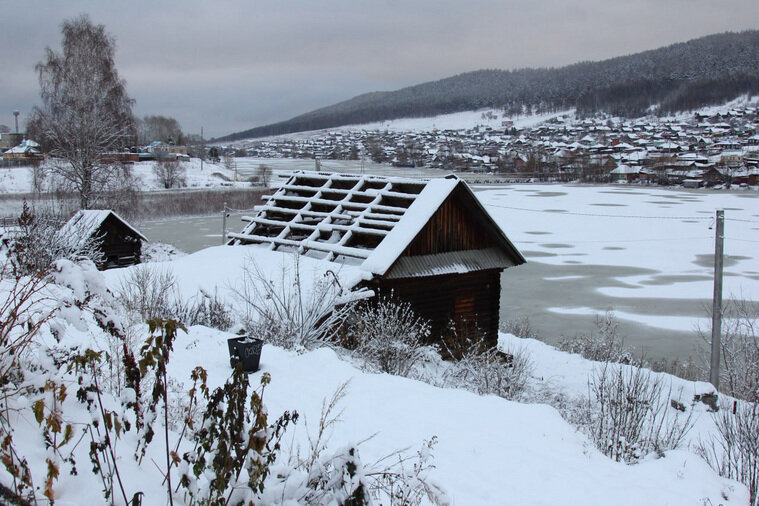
(363, 177, 458, 275)
(229, 171, 436, 258)
(610, 164, 639, 174)
(59, 209, 148, 244)
(233, 172, 526, 280)
(5, 139, 40, 154)
(231, 171, 519, 277)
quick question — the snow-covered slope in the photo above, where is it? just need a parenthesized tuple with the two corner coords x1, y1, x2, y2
(164, 327, 746, 505)
(1, 243, 751, 504)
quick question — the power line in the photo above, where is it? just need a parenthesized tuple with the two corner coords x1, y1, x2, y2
(486, 203, 712, 220)
(725, 217, 759, 224)
(558, 236, 711, 244)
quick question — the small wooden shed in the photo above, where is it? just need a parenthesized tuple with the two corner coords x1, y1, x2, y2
(229, 172, 525, 349)
(60, 210, 146, 269)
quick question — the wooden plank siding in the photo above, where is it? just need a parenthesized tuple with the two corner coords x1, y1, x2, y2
(97, 215, 143, 268)
(403, 186, 499, 256)
(373, 269, 501, 349)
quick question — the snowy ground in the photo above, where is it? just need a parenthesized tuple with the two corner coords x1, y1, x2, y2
(165, 328, 745, 506)
(106, 246, 749, 504)
(1, 240, 752, 504)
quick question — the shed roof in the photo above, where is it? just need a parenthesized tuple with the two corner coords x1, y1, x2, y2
(59, 210, 148, 244)
(5, 139, 40, 154)
(229, 171, 524, 277)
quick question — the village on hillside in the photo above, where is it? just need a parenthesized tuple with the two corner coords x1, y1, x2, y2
(224, 103, 759, 187)
(4, 102, 759, 190)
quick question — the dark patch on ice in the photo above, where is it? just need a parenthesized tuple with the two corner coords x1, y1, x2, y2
(599, 190, 649, 195)
(563, 260, 583, 264)
(692, 254, 752, 268)
(527, 191, 568, 197)
(520, 250, 558, 258)
(723, 207, 744, 211)
(603, 246, 626, 250)
(681, 220, 700, 223)
(590, 203, 628, 207)
(540, 243, 574, 249)
(647, 200, 683, 205)
(639, 274, 712, 286)
(525, 231, 552, 235)
(544, 209, 568, 213)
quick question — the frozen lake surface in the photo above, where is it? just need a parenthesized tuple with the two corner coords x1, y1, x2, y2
(140, 182, 759, 361)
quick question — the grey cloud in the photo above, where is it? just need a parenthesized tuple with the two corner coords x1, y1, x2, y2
(1, 0, 757, 137)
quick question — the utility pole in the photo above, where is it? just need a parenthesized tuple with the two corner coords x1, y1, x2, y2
(710, 209, 725, 390)
(13, 111, 19, 134)
(222, 202, 228, 245)
(200, 126, 204, 172)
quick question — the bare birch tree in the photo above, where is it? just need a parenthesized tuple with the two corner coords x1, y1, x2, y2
(28, 14, 135, 209)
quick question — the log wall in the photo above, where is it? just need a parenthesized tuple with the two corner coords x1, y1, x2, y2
(375, 269, 502, 349)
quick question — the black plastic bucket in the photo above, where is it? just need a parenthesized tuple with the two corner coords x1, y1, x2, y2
(227, 336, 263, 373)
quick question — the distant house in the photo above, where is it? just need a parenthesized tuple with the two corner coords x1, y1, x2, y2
(610, 164, 640, 183)
(229, 172, 526, 349)
(2, 139, 42, 161)
(137, 141, 189, 161)
(702, 167, 726, 187)
(60, 210, 147, 269)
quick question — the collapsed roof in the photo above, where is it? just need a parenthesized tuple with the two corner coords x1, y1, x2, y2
(229, 171, 525, 277)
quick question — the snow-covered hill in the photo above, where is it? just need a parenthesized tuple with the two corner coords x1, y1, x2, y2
(0, 235, 752, 505)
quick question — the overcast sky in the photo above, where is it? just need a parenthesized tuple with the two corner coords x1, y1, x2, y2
(2, 1, 758, 139)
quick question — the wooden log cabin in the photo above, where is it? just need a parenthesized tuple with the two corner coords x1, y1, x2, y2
(228, 172, 525, 349)
(60, 210, 146, 269)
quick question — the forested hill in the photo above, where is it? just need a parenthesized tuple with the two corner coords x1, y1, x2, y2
(217, 30, 759, 142)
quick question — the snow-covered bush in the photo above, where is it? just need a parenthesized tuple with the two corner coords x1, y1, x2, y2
(177, 288, 234, 330)
(648, 355, 701, 382)
(264, 383, 449, 506)
(178, 368, 298, 506)
(234, 256, 358, 351)
(500, 315, 538, 340)
(698, 400, 759, 506)
(0, 257, 127, 503)
(699, 297, 759, 402)
(558, 312, 635, 365)
(5, 202, 103, 277)
(152, 158, 187, 189)
(117, 266, 233, 330)
(0, 265, 56, 503)
(582, 362, 694, 463)
(346, 297, 430, 376)
(116, 264, 177, 321)
(440, 343, 533, 401)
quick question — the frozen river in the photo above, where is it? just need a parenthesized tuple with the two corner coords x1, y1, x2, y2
(140, 181, 759, 362)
